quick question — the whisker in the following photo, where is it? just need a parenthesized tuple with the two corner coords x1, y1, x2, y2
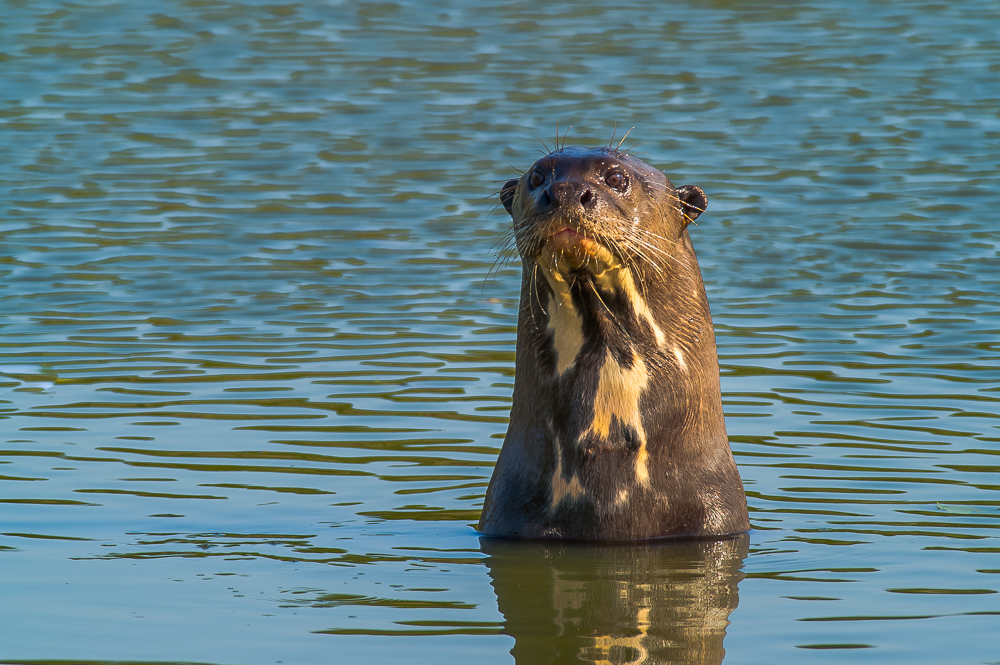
(587, 278, 624, 336)
(626, 233, 684, 269)
(628, 236, 699, 282)
(528, 263, 542, 331)
(484, 226, 523, 292)
(616, 126, 634, 151)
(559, 124, 572, 150)
(619, 238, 662, 297)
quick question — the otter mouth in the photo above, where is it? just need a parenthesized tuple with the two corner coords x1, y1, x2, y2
(536, 224, 621, 277)
(548, 226, 590, 253)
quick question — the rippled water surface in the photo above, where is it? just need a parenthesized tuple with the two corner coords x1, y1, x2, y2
(2, 0, 1000, 663)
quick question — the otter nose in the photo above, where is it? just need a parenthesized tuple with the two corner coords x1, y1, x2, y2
(539, 180, 596, 213)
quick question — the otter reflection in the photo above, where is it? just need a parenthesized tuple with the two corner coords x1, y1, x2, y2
(482, 535, 748, 664)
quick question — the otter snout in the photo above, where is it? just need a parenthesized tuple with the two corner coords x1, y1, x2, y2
(537, 179, 597, 215)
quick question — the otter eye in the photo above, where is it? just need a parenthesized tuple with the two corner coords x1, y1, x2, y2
(528, 171, 545, 188)
(605, 171, 627, 190)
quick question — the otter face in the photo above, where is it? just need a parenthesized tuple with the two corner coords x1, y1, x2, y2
(499, 147, 707, 282)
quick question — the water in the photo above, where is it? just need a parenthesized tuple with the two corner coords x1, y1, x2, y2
(2, 0, 999, 662)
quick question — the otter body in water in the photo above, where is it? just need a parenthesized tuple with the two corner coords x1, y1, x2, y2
(478, 145, 749, 541)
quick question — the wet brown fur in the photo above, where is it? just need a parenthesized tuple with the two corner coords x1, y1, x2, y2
(479, 144, 749, 541)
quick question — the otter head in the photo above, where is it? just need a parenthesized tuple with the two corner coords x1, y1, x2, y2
(499, 146, 707, 287)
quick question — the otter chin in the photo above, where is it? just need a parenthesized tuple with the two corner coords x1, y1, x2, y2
(478, 144, 749, 541)
(543, 226, 618, 275)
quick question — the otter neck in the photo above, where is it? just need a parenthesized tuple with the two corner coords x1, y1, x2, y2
(523, 246, 721, 450)
(532, 258, 669, 376)
(513, 252, 725, 520)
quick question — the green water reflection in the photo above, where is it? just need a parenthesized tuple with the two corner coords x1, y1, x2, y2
(484, 537, 748, 665)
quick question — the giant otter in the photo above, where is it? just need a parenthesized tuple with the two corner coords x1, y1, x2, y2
(478, 145, 749, 541)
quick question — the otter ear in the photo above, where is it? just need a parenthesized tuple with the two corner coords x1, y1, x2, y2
(675, 185, 708, 226)
(499, 178, 519, 216)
